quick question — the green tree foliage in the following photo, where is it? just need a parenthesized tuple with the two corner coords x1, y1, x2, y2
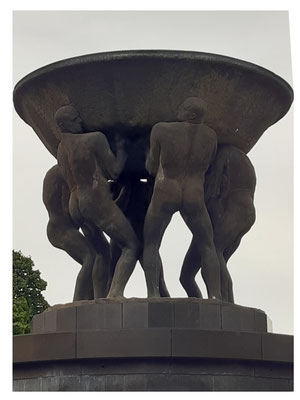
(13, 250, 49, 335)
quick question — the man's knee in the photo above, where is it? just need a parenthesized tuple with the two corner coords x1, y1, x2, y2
(122, 239, 140, 259)
(182, 212, 214, 239)
(143, 242, 159, 259)
(179, 265, 195, 282)
(47, 220, 64, 241)
(179, 271, 188, 285)
(92, 257, 109, 281)
(179, 270, 196, 291)
(192, 234, 215, 256)
(82, 248, 96, 266)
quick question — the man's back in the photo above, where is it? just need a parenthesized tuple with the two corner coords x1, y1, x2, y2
(155, 121, 217, 181)
(43, 165, 70, 219)
(57, 132, 112, 191)
(143, 97, 222, 300)
(216, 145, 256, 195)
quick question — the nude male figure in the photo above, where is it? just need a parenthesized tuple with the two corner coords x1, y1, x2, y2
(180, 145, 256, 302)
(43, 165, 111, 300)
(142, 97, 222, 299)
(110, 178, 170, 297)
(54, 105, 140, 298)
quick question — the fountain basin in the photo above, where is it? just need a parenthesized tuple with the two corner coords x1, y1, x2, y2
(14, 50, 293, 176)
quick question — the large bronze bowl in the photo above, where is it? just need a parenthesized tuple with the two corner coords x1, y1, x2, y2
(14, 50, 293, 176)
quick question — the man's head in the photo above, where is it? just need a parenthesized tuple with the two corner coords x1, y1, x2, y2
(177, 97, 207, 123)
(54, 105, 84, 134)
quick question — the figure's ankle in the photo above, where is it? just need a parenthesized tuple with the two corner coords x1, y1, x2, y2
(208, 290, 222, 301)
(107, 292, 124, 299)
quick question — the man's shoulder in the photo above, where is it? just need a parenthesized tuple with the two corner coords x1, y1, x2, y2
(85, 130, 104, 136)
(153, 121, 181, 127)
(152, 121, 180, 134)
(85, 131, 108, 141)
(151, 123, 166, 140)
(198, 123, 217, 137)
(152, 121, 169, 130)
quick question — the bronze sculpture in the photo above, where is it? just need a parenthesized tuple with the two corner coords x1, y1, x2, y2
(54, 105, 140, 299)
(43, 165, 111, 300)
(44, 98, 256, 302)
(13, 50, 293, 301)
(110, 177, 171, 297)
(143, 97, 221, 299)
(180, 145, 256, 302)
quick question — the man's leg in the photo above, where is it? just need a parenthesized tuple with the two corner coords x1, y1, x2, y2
(99, 203, 140, 298)
(180, 207, 222, 300)
(159, 266, 170, 297)
(221, 237, 240, 304)
(92, 233, 111, 299)
(81, 224, 111, 298)
(109, 240, 122, 290)
(215, 248, 234, 303)
(213, 195, 255, 303)
(223, 238, 241, 263)
(142, 203, 173, 297)
(47, 221, 95, 301)
(179, 238, 203, 298)
(79, 191, 140, 298)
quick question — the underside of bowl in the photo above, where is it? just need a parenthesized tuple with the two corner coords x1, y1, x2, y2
(14, 50, 293, 177)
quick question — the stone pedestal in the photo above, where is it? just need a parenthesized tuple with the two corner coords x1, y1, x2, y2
(13, 299, 293, 391)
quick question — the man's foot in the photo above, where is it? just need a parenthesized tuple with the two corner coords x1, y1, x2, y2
(107, 290, 125, 299)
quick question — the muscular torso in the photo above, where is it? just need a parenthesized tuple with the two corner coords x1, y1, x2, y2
(218, 146, 256, 197)
(206, 146, 256, 245)
(43, 165, 71, 218)
(57, 132, 111, 195)
(155, 122, 217, 183)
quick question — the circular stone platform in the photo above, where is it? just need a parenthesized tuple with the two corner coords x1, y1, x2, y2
(13, 299, 293, 391)
(29, 298, 269, 334)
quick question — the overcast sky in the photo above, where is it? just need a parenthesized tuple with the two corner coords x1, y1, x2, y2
(13, 10, 293, 334)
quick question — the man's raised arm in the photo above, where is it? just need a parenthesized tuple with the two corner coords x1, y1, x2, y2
(146, 124, 161, 177)
(96, 133, 127, 181)
(205, 148, 227, 201)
